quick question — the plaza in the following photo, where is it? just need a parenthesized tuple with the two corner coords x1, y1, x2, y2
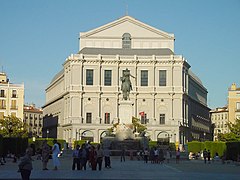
(0, 150, 240, 180)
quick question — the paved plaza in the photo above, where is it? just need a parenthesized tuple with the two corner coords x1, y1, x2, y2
(0, 150, 240, 180)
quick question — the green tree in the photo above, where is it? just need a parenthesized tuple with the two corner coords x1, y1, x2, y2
(0, 116, 28, 137)
(132, 116, 147, 134)
(218, 119, 240, 142)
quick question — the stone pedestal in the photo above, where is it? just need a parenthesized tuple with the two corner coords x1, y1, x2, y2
(119, 100, 133, 124)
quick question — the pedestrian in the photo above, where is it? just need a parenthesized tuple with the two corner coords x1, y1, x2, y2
(96, 144, 104, 171)
(79, 144, 87, 170)
(176, 148, 180, 164)
(121, 146, 126, 162)
(104, 147, 111, 168)
(42, 140, 50, 170)
(72, 145, 80, 170)
(203, 149, 207, 164)
(89, 146, 97, 170)
(52, 139, 60, 170)
(143, 148, 149, 163)
(18, 147, 33, 180)
(207, 150, 211, 164)
(166, 149, 171, 163)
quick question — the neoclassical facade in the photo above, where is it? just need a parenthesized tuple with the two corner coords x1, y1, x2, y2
(43, 16, 211, 145)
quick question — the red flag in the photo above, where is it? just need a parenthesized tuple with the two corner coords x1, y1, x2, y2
(139, 111, 145, 117)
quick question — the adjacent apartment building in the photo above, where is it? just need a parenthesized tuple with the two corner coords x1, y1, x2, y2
(211, 83, 240, 140)
(43, 16, 211, 145)
(23, 104, 43, 137)
(0, 72, 24, 120)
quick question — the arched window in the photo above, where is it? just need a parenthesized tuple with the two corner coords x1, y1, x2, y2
(122, 33, 131, 49)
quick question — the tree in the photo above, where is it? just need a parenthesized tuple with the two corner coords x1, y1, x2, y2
(132, 116, 147, 135)
(0, 116, 28, 137)
(218, 119, 240, 142)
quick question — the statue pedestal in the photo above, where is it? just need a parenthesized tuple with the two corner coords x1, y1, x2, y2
(119, 100, 133, 124)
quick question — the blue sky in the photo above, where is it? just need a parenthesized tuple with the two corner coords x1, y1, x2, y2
(0, 0, 240, 108)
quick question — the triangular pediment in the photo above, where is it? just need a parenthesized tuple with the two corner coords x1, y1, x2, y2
(80, 16, 174, 39)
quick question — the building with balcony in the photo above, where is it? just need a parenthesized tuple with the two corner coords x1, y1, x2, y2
(210, 107, 229, 141)
(0, 72, 24, 120)
(23, 104, 43, 137)
(43, 16, 211, 145)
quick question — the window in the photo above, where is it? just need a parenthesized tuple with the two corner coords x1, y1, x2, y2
(86, 113, 92, 123)
(141, 113, 147, 124)
(159, 70, 166, 86)
(141, 70, 148, 86)
(0, 90, 4, 97)
(0, 112, 4, 120)
(104, 70, 112, 86)
(104, 113, 110, 124)
(122, 33, 131, 49)
(12, 90, 17, 98)
(86, 69, 93, 85)
(236, 102, 240, 110)
(11, 100, 17, 109)
(0, 100, 6, 109)
(160, 114, 165, 124)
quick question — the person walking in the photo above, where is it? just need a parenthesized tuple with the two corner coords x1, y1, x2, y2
(89, 146, 97, 170)
(96, 144, 104, 171)
(203, 149, 207, 164)
(52, 139, 60, 170)
(176, 148, 180, 164)
(207, 150, 211, 164)
(166, 149, 171, 163)
(42, 140, 50, 170)
(143, 148, 149, 163)
(120, 146, 126, 162)
(79, 144, 87, 170)
(104, 147, 111, 168)
(18, 148, 33, 180)
(72, 145, 80, 170)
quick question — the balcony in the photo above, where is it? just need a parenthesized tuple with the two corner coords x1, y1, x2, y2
(11, 106, 18, 110)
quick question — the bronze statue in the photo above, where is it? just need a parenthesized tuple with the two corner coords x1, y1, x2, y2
(120, 68, 135, 100)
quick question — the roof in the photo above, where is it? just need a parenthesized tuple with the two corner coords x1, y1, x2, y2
(78, 47, 174, 56)
(50, 69, 64, 84)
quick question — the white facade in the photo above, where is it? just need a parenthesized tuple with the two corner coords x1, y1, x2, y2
(43, 16, 211, 145)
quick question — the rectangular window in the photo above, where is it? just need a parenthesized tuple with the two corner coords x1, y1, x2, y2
(86, 69, 93, 85)
(86, 113, 92, 123)
(236, 102, 240, 110)
(141, 70, 148, 86)
(11, 100, 17, 109)
(159, 70, 167, 86)
(0, 90, 4, 97)
(0, 100, 6, 109)
(141, 113, 147, 124)
(104, 70, 112, 86)
(12, 90, 17, 98)
(0, 112, 4, 119)
(160, 114, 165, 124)
(104, 113, 110, 124)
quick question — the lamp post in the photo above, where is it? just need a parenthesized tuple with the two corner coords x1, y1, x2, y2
(46, 129, 49, 139)
(203, 132, 206, 141)
(8, 121, 13, 137)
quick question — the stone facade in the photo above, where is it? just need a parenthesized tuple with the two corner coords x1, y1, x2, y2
(43, 16, 211, 145)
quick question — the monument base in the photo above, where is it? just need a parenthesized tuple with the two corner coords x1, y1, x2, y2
(119, 100, 133, 124)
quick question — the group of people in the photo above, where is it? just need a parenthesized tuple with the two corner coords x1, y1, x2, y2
(72, 143, 111, 171)
(136, 147, 180, 164)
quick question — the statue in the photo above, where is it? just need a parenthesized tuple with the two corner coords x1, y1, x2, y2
(120, 68, 135, 100)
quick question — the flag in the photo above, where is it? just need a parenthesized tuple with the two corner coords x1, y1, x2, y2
(139, 111, 145, 117)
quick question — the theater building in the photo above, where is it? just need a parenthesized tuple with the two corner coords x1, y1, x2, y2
(43, 16, 211, 146)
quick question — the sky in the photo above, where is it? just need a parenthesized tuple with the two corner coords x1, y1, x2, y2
(0, 0, 240, 109)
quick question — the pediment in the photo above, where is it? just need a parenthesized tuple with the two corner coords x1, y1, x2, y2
(80, 16, 174, 40)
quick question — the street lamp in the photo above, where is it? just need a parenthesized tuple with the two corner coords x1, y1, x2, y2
(203, 132, 206, 141)
(46, 129, 49, 139)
